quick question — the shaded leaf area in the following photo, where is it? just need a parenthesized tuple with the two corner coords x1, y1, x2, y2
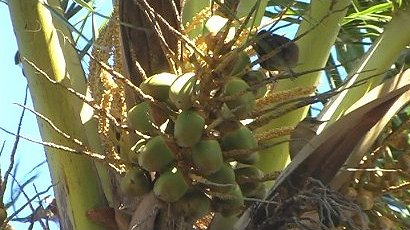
(329, 72, 410, 229)
(247, 178, 365, 230)
(239, 71, 410, 230)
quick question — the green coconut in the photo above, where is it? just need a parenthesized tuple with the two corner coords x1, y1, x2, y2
(174, 190, 211, 220)
(235, 166, 263, 183)
(138, 136, 175, 172)
(192, 139, 223, 175)
(223, 78, 255, 118)
(220, 125, 259, 164)
(140, 72, 178, 101)
(127, 101, 167, 133)
(120, 167, 151, 196)
(153, 168, 189, 202)
(206, 163, 237, 192)
(242, 70, 267, 98)
(228, 51, 251, 77)
(169, 73, 197, 110)
(174, 110, 205, 147)
(214, 185, 245, 217)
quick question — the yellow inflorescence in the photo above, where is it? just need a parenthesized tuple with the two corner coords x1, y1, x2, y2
(98, 71, 125, 169)
(89, 16, 116, 103)
(88, 3, 127, 172)
(255, 86, 316, 110)
(184, 7, 212, 33)
(255, 126, 295, 142)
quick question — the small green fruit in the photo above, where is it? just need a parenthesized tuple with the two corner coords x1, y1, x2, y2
(174, 191, 211, 220)
(236, 152, 259, 165)
(140, 72, 178, 101)
(242, 70, 267, 98)
(235, 166, 263, 183)
(243, 183, 266, 207)
(192, 140, 223, 175)
(127, 101, 151, 132)
(240, 182, 264, 198)
(127, 101, 167, 133)
(220, 125, 258, 163)
(154, 168, 189, 202)
(174, 110, 205, 147)
(215, 185, 245, 217)
(220, 125, 257, 150)
(207, 163, 237, 192)
(357, 190, 374, 210)
(249, 182, 266, 199)
(128, 139, 147, 164)
(235, 166, 264, 197)
(138, 136, 175, 172)
(169, 73, 197, 110)
(120, 167, 151, 196)
(223, 78, 255, 118)
(228, 51, 251, 77)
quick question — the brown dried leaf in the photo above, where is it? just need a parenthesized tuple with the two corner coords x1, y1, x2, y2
(128, 192, 163, 230)
(331, 69, 410, 189)
(275, 69, 410, 192)
(237, 70, 410, 230)
(86, 207, 117, 230)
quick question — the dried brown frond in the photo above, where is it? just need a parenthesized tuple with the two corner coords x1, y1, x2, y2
(250, 178, 367, 230)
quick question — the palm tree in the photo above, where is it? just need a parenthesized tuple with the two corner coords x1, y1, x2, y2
(2, 0, 410, 229)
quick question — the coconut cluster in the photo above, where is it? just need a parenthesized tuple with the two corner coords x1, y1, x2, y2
(118, 8, 295, 221)
(123, 58, 268, 219)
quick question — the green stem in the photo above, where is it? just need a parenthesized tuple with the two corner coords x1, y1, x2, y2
(181, 0, 211, 37)
(53, 0, 115, 208)
(254, 0, 351, 176)
(8, 1, 107, 229)
(319, 6, 410, 125)
(237, 0, 268, 27)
